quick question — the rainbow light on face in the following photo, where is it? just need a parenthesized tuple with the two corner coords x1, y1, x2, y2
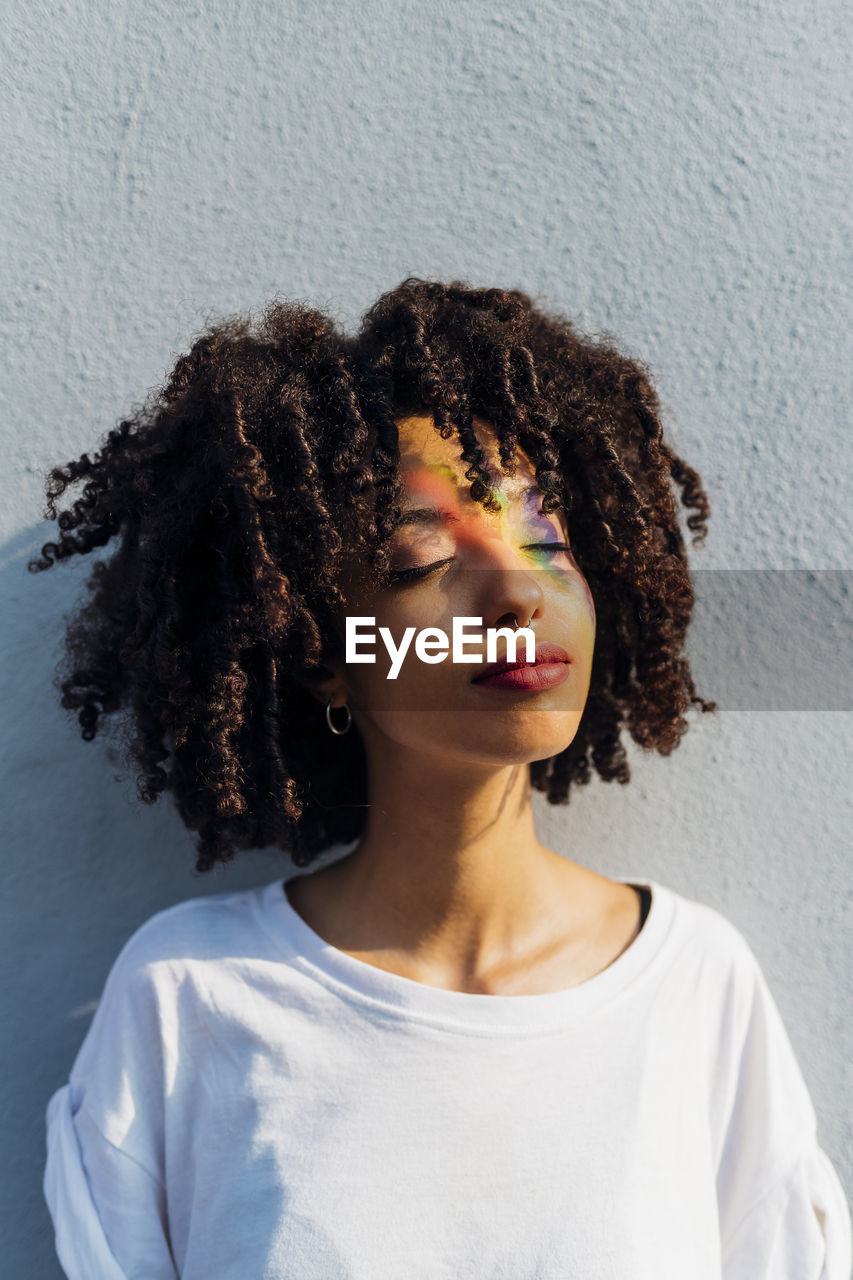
(398, 462, 579, 587)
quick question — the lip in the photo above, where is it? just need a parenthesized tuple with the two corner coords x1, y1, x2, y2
(471, 641, 571, 691)
(472, 662, 570, 692)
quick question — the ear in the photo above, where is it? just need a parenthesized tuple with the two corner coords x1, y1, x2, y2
(297, 660, 347, 707)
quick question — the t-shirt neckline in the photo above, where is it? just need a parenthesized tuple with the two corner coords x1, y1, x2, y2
(259, 872, 676, 1034)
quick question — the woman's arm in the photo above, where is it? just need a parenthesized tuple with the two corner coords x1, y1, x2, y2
(43, 907, 183, 1280)
(714, 940, 851, 1279)
(720, 1140, 851, 1279)
(45, 1084, 178, 1280)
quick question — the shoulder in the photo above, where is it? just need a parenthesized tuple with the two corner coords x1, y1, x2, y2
(67, 880, 283, 1096)
(647, 879, 781, 1041)
(76, 880, 282, 1042)
(653, 881, 819, 1125)
(108, 880, 276, 973)
(655, 879, 763, 977)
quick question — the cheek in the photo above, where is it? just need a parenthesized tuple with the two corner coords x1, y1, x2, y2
(560, 558, 595, 630)
(557, 567, 596, 630)
(342, 608, 447, 694)
(581, 577, 596, 629)
(573, 600, 596, 667)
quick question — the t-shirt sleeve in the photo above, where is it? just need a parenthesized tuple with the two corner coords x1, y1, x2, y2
(721, 1143, 852, 1280)
(43, 921, 180, 1280)
(44, 1084, 178, 1280)
(712, 935, 852, 1279)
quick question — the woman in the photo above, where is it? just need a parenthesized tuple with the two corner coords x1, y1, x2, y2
(36, 279, 850, 1277)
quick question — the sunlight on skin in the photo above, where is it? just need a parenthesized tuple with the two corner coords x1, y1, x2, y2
(287, 415, 621, 990)
(386, 455, 595, 641)
(323, 414, 597, 761)
(287, 418, 625, 991)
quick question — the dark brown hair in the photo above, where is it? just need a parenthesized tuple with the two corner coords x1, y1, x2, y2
(29, 278, 715, 873)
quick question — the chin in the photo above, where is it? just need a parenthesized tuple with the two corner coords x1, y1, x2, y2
(432, 715, 583, 766)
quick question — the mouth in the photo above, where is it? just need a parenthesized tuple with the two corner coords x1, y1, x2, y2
(471, 641, 571, 689)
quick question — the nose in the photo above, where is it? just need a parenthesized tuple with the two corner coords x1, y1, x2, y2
(456, 519, 544, 636)
(489, 583, 543, 639)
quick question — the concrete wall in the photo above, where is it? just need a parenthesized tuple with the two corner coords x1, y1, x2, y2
(3, 1, 850, 1273)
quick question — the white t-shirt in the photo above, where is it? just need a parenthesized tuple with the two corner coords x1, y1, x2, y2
(44, 870, 852, 1279)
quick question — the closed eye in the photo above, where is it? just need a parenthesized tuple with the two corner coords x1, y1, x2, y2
(387, 558, 455, 584)
(525, 542, 572, 555)
(387, 544, 572, 584)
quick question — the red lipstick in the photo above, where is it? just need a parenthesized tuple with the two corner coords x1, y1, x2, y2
(471, 641, 570, 692)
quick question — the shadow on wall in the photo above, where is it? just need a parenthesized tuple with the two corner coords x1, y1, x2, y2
(0, 524, 291, 1279)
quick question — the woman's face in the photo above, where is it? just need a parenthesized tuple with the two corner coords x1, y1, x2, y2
(326, 413, 596, 768)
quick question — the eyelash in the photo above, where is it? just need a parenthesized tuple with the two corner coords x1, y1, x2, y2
(388, 543, 573, 583)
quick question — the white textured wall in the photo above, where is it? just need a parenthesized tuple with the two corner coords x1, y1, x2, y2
(3, 1, 850, 1273)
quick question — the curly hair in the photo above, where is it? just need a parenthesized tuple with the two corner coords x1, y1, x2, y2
(29, 278, 716, 873)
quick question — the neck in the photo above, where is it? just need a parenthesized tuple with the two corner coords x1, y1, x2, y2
(317, 739, 574, 970)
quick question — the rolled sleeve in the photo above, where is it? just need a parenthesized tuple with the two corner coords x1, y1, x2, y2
(721, 1140, 852, 1279)
(44, 1083, 178, 1280)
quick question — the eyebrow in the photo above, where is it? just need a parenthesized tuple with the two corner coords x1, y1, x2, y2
(395, 483, 548, 530)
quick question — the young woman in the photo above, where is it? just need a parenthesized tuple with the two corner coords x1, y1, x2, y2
(36, 279, 850, 1278)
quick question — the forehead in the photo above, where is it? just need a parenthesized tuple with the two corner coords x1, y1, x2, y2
(394, 412, 538, 499)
